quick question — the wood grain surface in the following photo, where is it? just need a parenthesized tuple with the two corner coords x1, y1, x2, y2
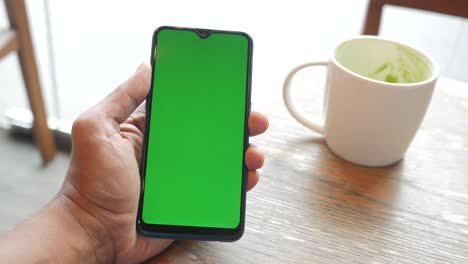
(146, 77, 468, 264)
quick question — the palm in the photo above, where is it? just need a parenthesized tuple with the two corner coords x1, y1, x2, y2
(65, 104, 170, 263)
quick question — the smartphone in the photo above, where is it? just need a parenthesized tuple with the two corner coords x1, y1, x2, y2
(137, 26, 253, 241)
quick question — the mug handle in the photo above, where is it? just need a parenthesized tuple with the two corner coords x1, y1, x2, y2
(282, 62, 328, 134)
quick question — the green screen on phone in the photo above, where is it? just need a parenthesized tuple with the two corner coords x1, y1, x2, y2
(141, 28, 250, 229)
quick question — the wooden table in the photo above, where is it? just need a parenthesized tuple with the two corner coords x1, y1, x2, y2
(148, 77, 468, 263)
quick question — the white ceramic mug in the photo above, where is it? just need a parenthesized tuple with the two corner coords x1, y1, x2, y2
(283, 36, 439, 167)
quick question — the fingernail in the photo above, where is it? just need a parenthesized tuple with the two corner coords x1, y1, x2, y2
(249, 143, 257, 148)
(135, 63, 145, 73)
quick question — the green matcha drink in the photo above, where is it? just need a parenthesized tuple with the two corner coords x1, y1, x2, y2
(335, 39, 433, 84)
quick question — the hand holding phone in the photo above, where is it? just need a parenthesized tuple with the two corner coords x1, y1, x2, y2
(42, 37, 265, 262)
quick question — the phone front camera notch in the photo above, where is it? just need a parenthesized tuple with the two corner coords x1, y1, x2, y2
(196, 30, 211, 39)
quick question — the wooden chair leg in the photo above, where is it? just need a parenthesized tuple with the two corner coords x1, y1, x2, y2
(362, 0, 384, 35)
(5, 0, 56, 162)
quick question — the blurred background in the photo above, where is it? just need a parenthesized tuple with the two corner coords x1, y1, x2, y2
(0, 0, 467, 233)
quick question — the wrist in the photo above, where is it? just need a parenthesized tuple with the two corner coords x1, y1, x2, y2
(54, 191, 115, 263)
(0, 195, 114, 263)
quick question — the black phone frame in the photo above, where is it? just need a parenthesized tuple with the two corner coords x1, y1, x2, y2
(136, 26, 253, 241)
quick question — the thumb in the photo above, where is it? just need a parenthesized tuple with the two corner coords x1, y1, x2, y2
(96, 63, 152, 125)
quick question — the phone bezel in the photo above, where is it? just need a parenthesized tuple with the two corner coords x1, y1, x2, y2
(136, 26, 253, 241)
